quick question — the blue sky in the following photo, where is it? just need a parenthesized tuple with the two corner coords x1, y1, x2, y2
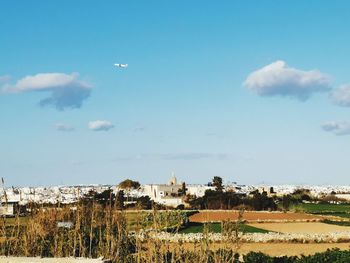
(2, 1, 350, 186)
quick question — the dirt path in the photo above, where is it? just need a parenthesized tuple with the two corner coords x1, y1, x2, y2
(249, 222, 350, 233)
(179, 242, 350, 256)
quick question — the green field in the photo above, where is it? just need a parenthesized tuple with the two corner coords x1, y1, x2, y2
(298, 203, 350, 219)
(319, 212, 350, 218)
(178, 222, 270, 234)
(322, 219, 350, 227)
(300, 203, 350, 213)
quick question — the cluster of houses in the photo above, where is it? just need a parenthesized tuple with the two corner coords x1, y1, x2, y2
(2, 174, 350, 216)
(0, 174, 219, 215)
(143, 174, 216, 207)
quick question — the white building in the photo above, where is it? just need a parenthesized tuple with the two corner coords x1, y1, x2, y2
(186, 185, 215, 197)
(142, 174, 219, 207)
(0, 200, 19, 216)
(0, 189, 21, 216)
(143, 174, 184, 207)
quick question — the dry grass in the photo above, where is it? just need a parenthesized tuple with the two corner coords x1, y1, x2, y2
(0, 257, 104, 262)
(0, 203, 204, 262)
(1, 202, 132, 260)
(3, 204, 350, 262)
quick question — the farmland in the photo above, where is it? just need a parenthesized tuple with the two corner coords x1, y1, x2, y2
(189, 210, 327, 223)
(3, 210, 188, 231)
(3, 204, 350, 261)
(178, 222, 270, 234)
(297, 203, 350, 218)
(299, 203, 350, 213)
(248, 222, 350, 234)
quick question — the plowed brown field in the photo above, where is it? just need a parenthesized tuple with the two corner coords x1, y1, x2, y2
(189, 210, 326, 223)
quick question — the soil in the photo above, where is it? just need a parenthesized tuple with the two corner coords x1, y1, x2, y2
(169, 242, 350, 257)
(248, 222, 350, 233)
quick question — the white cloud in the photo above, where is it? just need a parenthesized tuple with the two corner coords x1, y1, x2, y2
(54, 123, 74, 132)
(88, 120, 114, 131)
(243, 60, 330, 100)
(3, 73, 91, 110)
(321, 121, 350, 136)
(330, 85, 350, 107)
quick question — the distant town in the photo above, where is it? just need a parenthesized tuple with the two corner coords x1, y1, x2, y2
(2, 173, 350, 216)
(3, 173, 350, 261)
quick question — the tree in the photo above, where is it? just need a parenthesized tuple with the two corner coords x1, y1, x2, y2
(212, 176, 223, 192)
(80, 189, 116, 207)
(281, 195, 292, 211)
(118, 179, 140, 190)
(246, 191, 277, 211)
(178, 182, 187, 196)
(136, 196, 152, 209)
(115, 190, 125, 210)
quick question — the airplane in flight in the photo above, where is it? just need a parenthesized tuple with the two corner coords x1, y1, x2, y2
(114, 63, 128, 68)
